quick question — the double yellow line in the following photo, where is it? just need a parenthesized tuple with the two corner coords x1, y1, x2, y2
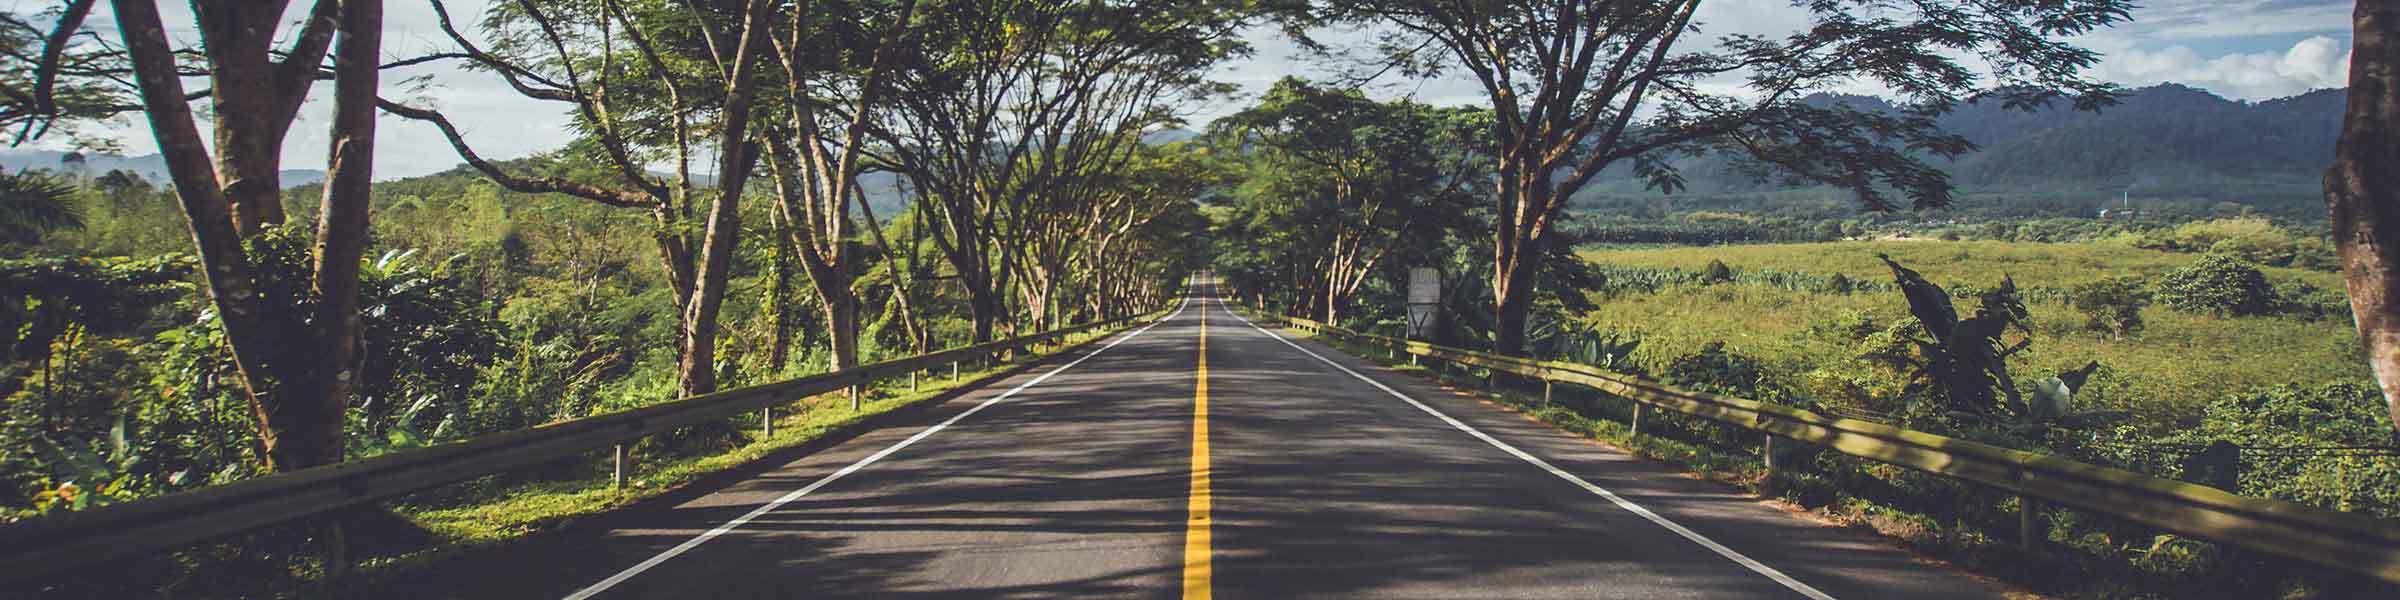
(1182, 300, 1213, 599)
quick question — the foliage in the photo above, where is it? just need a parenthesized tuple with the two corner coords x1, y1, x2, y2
(2133, 217, 2337, 270)
(1205, 77, 1490, 322)
(1663, 341, 1769, 397)
(2154, 253, 2279, 317)
(347, 250, 509, 452)
(1576, 240, 2372, 430)
(0, 169, 83, 247)
(2141, 384, 2400, 518)
(1700, 259, 1733, 284)
(1877, 255, 2037, 419)
(2068, 275, 2151, 337)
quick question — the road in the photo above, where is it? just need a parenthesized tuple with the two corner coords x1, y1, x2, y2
(389, 284, 2005, 599)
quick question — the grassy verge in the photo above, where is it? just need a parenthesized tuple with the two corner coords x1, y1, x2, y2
(346, 329, 1122, 587)
(1274, 320, 2393, 600)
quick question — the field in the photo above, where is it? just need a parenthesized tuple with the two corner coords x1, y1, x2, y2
(1573, 240, 2369, 427)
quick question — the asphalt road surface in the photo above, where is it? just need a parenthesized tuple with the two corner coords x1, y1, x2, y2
(391, 283, 2006, 599)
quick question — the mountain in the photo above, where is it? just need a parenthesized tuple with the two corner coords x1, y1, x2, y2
(0, 149, 326, 188)
(1573, 83, 2344, 204)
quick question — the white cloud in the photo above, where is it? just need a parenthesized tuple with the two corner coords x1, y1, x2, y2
(2095, 35, 2352, 101)
(2107, 0, 2352, 41)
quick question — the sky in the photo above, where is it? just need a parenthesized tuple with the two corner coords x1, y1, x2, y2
(12, 0, 2361, 180)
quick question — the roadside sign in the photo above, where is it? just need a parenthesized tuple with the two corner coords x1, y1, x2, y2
(1406, 268, 1440, 339)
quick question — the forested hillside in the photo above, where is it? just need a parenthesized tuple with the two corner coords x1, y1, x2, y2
(1574, 84, 2345, 211)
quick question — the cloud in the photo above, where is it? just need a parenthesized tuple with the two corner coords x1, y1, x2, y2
(2094, 35, 2352, 101)
(2105, 0, 2351, 41)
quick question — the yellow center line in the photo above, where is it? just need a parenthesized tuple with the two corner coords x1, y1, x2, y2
(1182, 299, 1213, 599)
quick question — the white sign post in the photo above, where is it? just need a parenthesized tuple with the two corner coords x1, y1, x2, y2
(1405, 267, 1440, 339)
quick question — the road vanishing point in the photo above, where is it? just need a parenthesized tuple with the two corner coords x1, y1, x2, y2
(389, 278, 2004, 599)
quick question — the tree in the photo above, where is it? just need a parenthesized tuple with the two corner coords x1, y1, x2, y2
(2069, 275, 2150, 338)
(93, 0, 385, 473)
(871, 0, 1248, 341)
(382, 0, 774, 400)
(2155, 253, 2278, 317)
(1293, 0, 2130, 356)
(1208, 77, 1487, 324)
(2325, 0, 2400, 437)
(759, 0, 920, 372)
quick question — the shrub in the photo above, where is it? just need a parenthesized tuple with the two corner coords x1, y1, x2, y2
(1701, 259, 1733, 283)
(2162, 383, 2400, 517)
(2271, 280, 2350, 322)
(2068, 275, 2151, 337)
(1664, 341, 1767, 396)
(1825, 272, 1854, 294)
(2154, 253, 2278, 316)
(2134, 217, 2337, 270)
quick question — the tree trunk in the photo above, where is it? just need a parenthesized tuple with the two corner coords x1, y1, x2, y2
(674, 0, 771, 400)
(1324, 289, 1342, 326)
(112, 0, 336, 473)
(2328, 0, 2400, 437)
(824, 289, 859, 371)
(1492, 176, 1554, 357)
(283, 0, 382, 470)
(968, 282, 1000, 343)
(765, 210, 797, 373)
(195, 1, 318, 232)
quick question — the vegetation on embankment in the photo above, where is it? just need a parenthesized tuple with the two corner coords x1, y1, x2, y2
(14, 330, 1116, 600)
(1573, 239, 2365, 428)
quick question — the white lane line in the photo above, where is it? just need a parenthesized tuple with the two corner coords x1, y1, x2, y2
(565, 297, 1195, 600)
(1219, 303, 1837, 600)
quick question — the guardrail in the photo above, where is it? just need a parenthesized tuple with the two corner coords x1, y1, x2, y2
(0, 307, 1172, 581)
(1261, 312, 2400, 585)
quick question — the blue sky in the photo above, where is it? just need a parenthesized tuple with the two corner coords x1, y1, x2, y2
(18, 0, 2360, 179)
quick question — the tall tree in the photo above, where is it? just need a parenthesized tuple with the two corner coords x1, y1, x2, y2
(1294, 0, 2129, 355)
(2327, 0, 2400, 437)
(383, 0, 773, 399)
(759, 0, 919, 372)
(1209, 77, 1486, 324)
(872, 0, 1247, 341)
(99, 0, 380, 471)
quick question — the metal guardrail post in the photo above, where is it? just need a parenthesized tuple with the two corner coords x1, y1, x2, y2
(910, 369, 919, 393)
(1630, 403, 1643, 437)
(951, 361, 960, 382)
(2021, 495, 2045, 551)
(849, 385, 861, 411)
(761, 407, 774, 437)
(1542, 381, 1553, 407)
(612, 444, 629, 490)
(1761, 434, 1777, 495)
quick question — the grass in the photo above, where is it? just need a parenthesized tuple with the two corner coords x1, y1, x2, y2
(1577, 239, 2341, 289)
(1574, 240, 2370, 427)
